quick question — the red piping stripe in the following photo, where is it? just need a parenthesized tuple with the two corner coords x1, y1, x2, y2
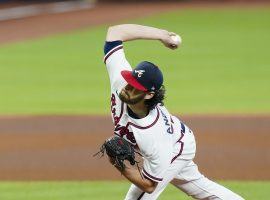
(104, 45, 123, 63)
(171, 139, 184, 164)
(119, 101, 124, 120)
(142, 168, 163, 182)
(127, 107, 160, 130)
(171, 131, 185, 163)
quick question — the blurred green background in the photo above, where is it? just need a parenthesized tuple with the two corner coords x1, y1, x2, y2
(0, 181, 269, 200)
(0, 5, 270, 200)
(0, 7, 269, 115)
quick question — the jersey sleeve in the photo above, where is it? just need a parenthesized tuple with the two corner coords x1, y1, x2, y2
(141, 149, 170, 183)
(103, 41, 132, 91)
(133, 131, 171, 183)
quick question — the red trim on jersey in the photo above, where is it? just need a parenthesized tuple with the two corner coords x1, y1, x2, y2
(171, 137, 184, 163)
(119, 101, 124, 120)
(171, 122, 186, 163)
(121, 70, 147, 92)
(142, 168, 163, 182)
(127, 107, 160, 129)
(103, 45, 123, 63)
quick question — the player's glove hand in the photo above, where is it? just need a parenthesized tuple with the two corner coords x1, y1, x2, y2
(94, 136, 136, 171)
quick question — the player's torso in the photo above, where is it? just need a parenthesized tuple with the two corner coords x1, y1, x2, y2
(110, 90, 183, 148)
(105, 40, 195, 165)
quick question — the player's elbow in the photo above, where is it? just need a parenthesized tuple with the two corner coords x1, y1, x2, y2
(142, 181, 157, 194)
(106, 25, 123, 41)
(144, 185, 156, 194)
(107, 25, 116, 35)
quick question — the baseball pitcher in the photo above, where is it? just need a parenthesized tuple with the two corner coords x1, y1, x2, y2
(102, 24, 244, 200)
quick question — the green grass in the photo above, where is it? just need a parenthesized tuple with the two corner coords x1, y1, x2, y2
(0, 181, 269, 200)
(0, 7, 270, 114)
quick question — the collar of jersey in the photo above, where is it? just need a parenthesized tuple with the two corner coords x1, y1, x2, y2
(126, 106, 160, 129)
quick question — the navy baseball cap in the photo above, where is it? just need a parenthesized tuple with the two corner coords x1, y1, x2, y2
(121, 61, 163, 92)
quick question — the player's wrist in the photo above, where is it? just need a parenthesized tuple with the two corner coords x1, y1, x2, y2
(159, 29, 170, 41)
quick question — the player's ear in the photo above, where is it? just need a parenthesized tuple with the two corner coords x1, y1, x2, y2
(144, 92, 154, 100)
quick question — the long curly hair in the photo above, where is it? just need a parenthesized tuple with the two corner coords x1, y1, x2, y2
(144, 85, 166, 110)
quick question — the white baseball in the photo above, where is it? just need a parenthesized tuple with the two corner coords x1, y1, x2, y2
(170, 34, 182, 46)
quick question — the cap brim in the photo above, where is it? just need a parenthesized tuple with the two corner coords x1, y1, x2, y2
(121, 70, 147, 92)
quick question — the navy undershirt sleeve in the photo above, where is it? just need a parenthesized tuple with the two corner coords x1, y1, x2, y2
(104, 40, 123, 55)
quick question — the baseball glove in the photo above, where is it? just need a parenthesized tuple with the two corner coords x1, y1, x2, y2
(94, 136, 136, 171)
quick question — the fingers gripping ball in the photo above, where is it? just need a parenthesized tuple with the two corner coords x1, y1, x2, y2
(170, 34, 182, 47)
(103, 136, 136, 171)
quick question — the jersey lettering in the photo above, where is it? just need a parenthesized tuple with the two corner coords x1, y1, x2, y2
(111, 93, 123, 125)
(115, 124, 136, 145)
(160, 109, 174, 134)
(111, 93, 137, 146)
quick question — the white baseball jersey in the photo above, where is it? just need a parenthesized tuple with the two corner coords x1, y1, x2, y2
(103, 40, 244, 200)
(104, 41, 196, 183)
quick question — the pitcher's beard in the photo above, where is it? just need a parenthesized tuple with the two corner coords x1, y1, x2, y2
(118, 90, 146, 105)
